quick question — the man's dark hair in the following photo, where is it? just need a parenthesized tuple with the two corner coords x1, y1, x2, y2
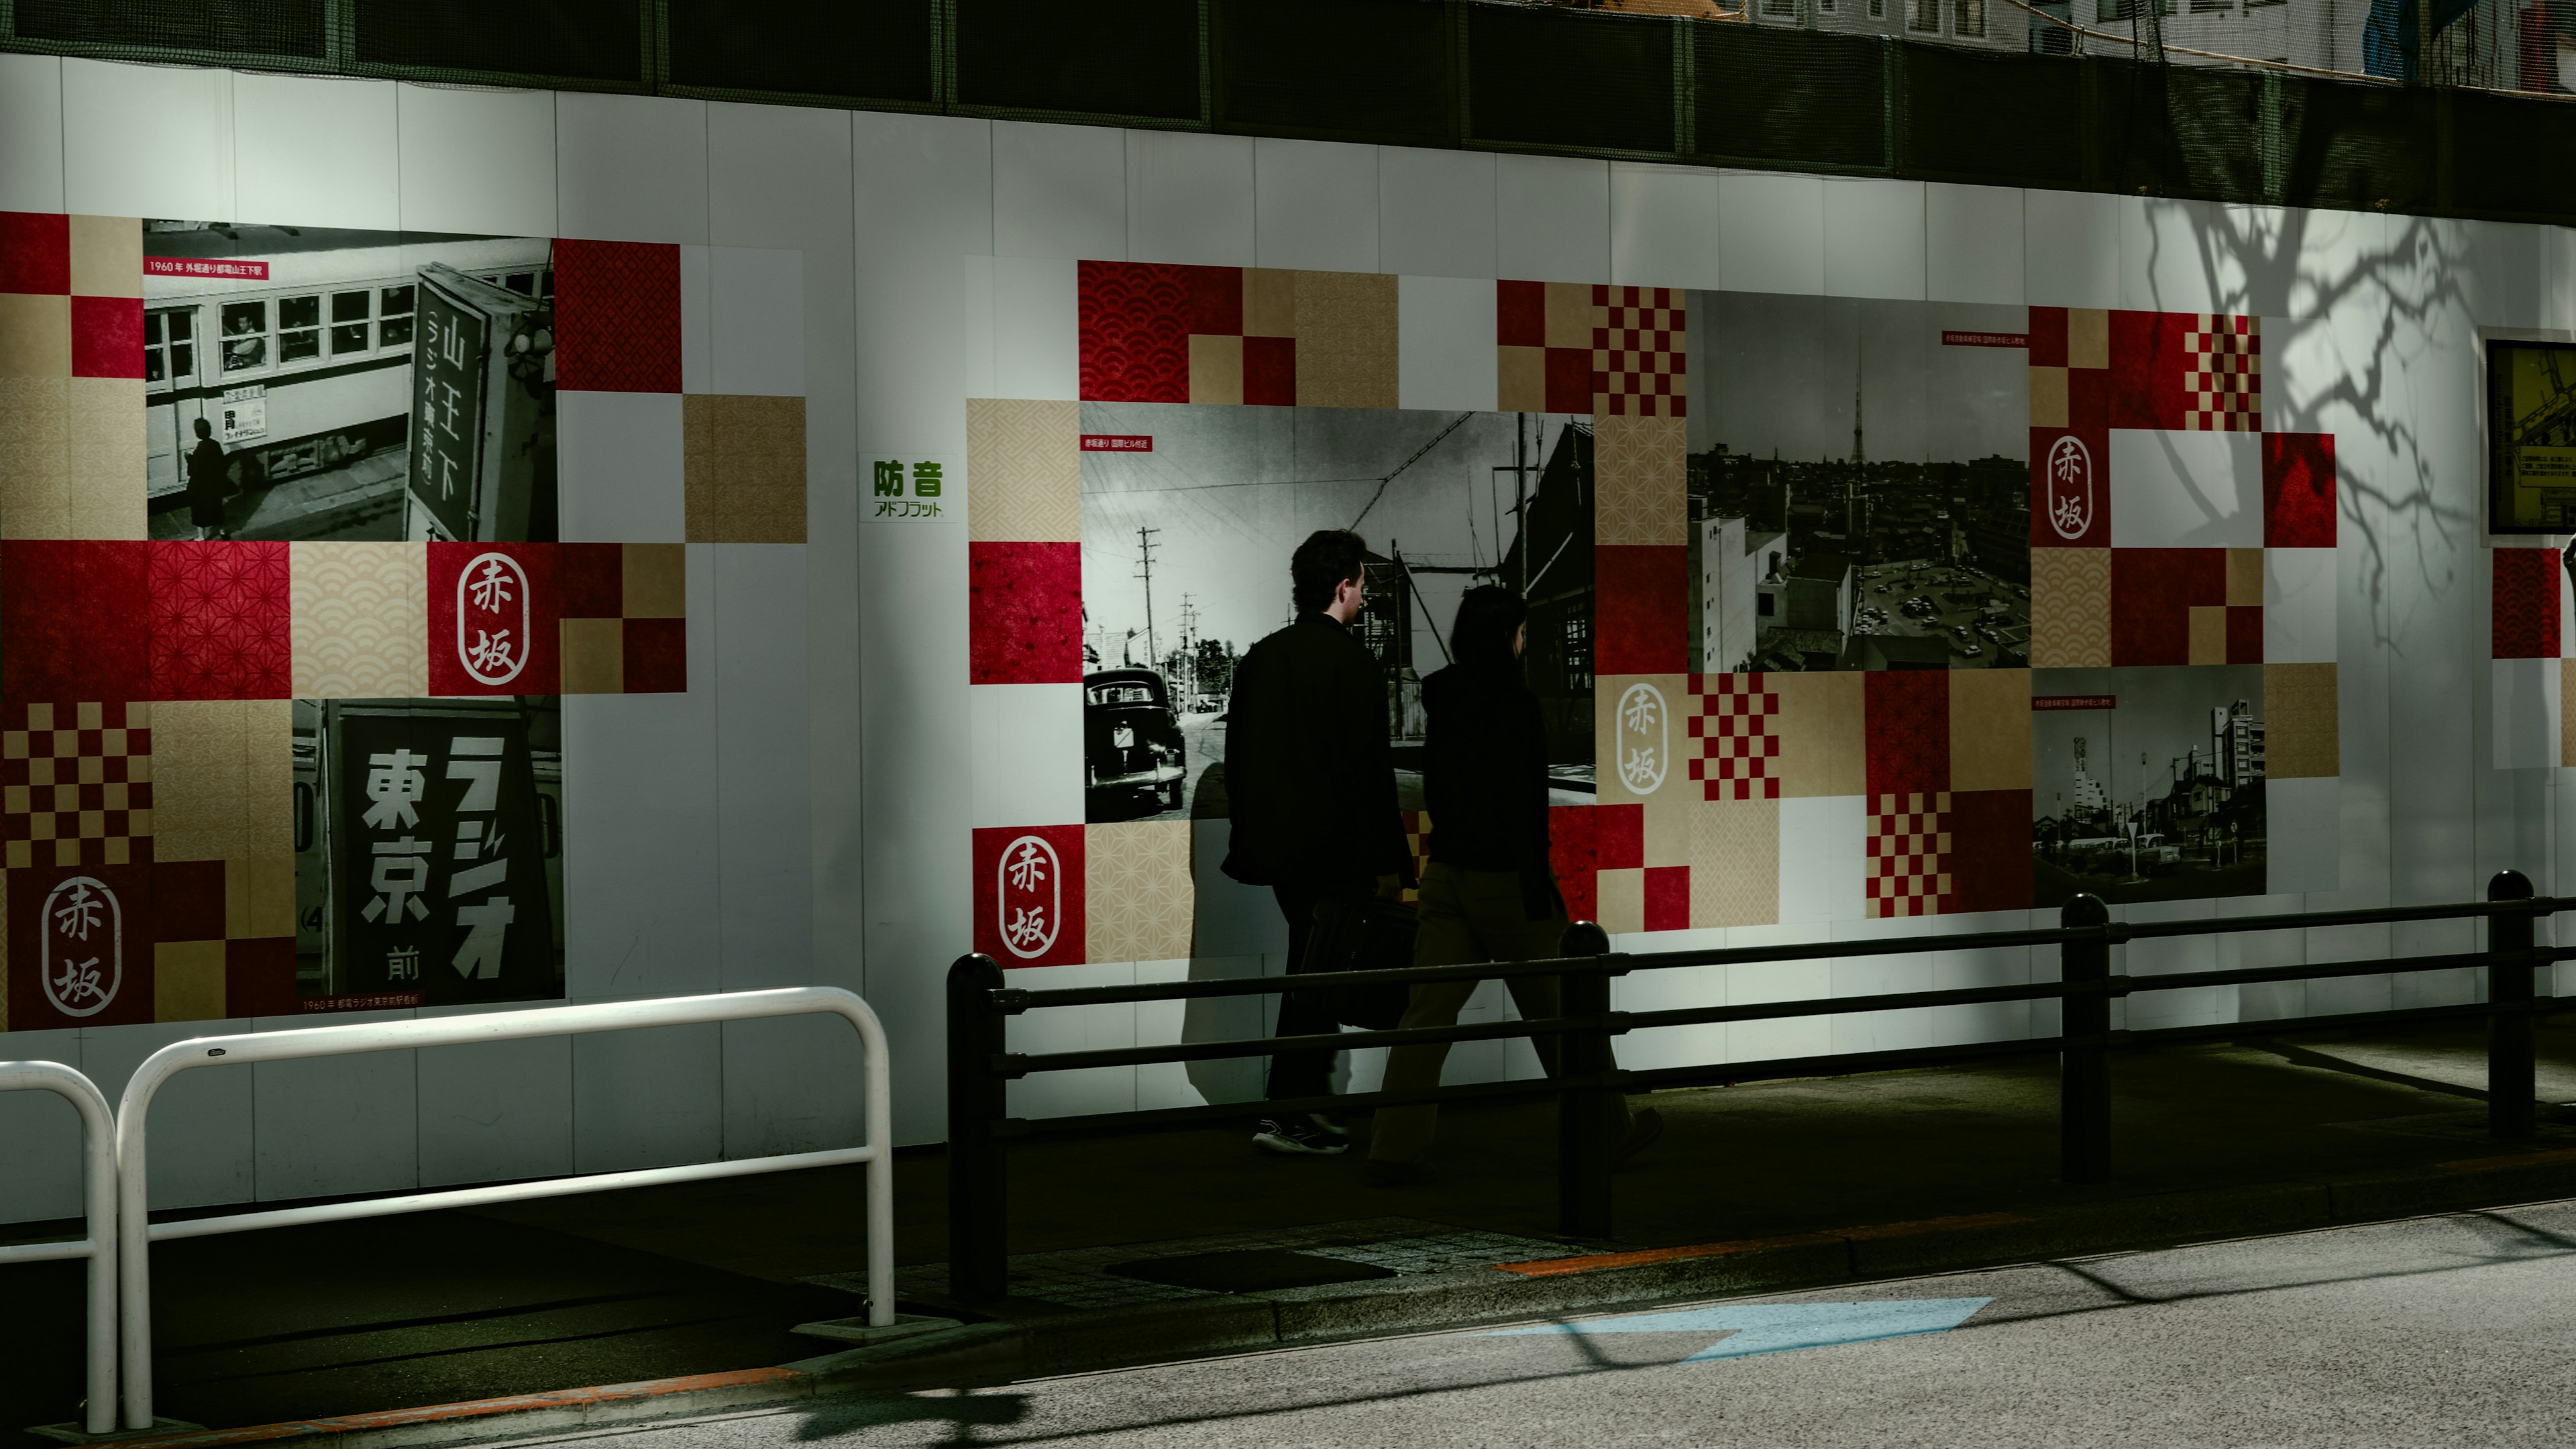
(1449, 585, 1528, 669)
(1291, 529, 1368, 614)
(192, 417, 212, 439)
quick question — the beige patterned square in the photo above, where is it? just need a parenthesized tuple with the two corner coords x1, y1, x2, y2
(1291, 270, 1397, 411)
(1543, 282, 1592, 350)
(1689, 794, 1778, 928)
(226, 852, 295, 938)
(2265, 661, 2339, 779)
(150, 700, 247, 862)
(155, 939, 228, 1023)
(66, 376, 144, 540)
(2226, 547, 2264, 606)
(623, 543, 686, 617)
(1595, 867, 1644, 935)
(2030, 548, 2112, 669)
(2067, 308, 2110, 370)
(290, 541, 428, 697)
(1595, 413, 1685, 547)
(684, 394, 805, 543)
(1949, 667, 2031, 792)
(1641, 789, 1693, 869)
(1769, 671, 1865, 798)
(1188, 333, 1242, 405)
(0, 293, 71, 378)
(560, 615, 625, 694)
(966, 396, 1080, 543)
(68, 216, 143, 299)
(1085, 818, 1193, 963)
(1243, 269, 1296, 339)
(2187, 605, 2229, 665)
(2029, 366, 2068, 429)
(1497, 346, 1546, 413)
(244, 699, 291, 857)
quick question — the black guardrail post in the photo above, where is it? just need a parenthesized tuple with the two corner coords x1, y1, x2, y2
(2488, 869, 2538, 1141)
(2059, 893, 2112, 1184)
(947, 953, 1010, 1302)
(1557, 921, 1617, 1239)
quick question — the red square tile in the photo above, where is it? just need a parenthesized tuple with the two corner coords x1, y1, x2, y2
(2027, 306, 2068, 368)
(1642, 865, 1690, 932)
(3, 541, 150, 704)
(2493, 547, 2561, 660)
(1865, 670, 1949, 800)
(70, 294, 144, 378)
(1595, 545, 1685, 676)
(226, 936, 299, 1018)
(7, 862, 154, 1028)
(427, 542, 561, 696)
(1497, 280, 1546, 347)
(146, 541, 290, 701)
(1184, 264, 1243, 336)
(553, 239, 682, 393)
(2226, 604, 2263, 664)
(153, 859, 225, 941)
(2263, 432, 2336, 547)
(973, 823, 1085, 967)
(2065, 364, 2110, 430)
(1549, 804, 1597, 925)
(557, 542, 624, 619)
(0, 211, 68, 295)
(1079, 260, 1190, 404)
(1594, 802, 1643, 871)
(1947, 788, 2033, 914)
(1244, 335, 1296, 407)
(969, 541, 1082, 685)
(622, 616, 688, 693)
(1544, 347, 1591, 414)
(2110, 547, 2227, 667)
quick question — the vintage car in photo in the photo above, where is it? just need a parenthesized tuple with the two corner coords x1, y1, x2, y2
(1084, 669, 1186, 813)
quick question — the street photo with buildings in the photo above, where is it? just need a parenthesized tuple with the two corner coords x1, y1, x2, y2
(1684, 292, 2031, 672)
(2030, 665, 2267, 906)
(1077, 401, 1595, 824)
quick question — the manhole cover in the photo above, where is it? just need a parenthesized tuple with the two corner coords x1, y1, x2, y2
(1103, 1249, 1399, 1294)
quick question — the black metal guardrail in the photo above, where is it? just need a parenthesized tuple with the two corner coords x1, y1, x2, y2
(945, 869, 2573, 1302)
(14, 0, 2576, 228)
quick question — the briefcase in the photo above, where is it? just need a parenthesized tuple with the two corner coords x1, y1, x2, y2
(1303, 894, 1419, 1031)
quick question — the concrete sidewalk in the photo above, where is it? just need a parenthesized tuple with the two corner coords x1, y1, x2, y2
(10, 1020, 2576, 1443)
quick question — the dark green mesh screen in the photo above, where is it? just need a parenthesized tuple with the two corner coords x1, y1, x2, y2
(668, 0, 933, 103)
(1895, 45, 2083, 186)
(2278, 79, 2436, 214)
(956, 0, 1201, 120)
(2445, 91, 2569, 219)
(352, 0, 638, 80)
(1213, 0, 1451, 146)
(1467, 5, 1671, 154)
(1695, 24, 1885, 170)
(19, 0, 325, 59)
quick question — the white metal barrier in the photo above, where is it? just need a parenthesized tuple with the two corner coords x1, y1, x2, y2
(0, 1060, 119, 1434)
(115, 986, 894, 1430)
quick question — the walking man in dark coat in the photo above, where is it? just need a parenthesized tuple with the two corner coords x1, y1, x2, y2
(1222, 528, 1411, 1155)
(184, 415, 229, 540)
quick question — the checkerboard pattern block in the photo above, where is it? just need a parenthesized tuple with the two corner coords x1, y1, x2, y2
(1, 213, 146, 545)
(2180, 315, 2261, 431)
(1495, 282, 1688, 417)
(3, 702, 151, 869)
(1868, 790, 1953, 918)
(1591, 286, 1686, 418)
(1077, 262, 1397, 409)
(556, 543, 688, 694)
(1401, 810, 1434, 906)
(1686, 673, 1781, 801)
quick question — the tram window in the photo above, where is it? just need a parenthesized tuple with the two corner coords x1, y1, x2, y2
(144, 310, 195, 387)
(330, 290, 371, 355)
(503, 272, 535, 296)
(220, 301, 268, 373)
(379, 284, 416, 347)
(278, 294, 322, 364)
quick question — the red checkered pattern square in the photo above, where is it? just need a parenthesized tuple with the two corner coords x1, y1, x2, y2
(1866, 790, 1952, 919)
(1686, 673, 1780, 801)
(1591, 285, 1686, 419)
(2182, 314, 2261, 432)
(2, 702, 153, 870)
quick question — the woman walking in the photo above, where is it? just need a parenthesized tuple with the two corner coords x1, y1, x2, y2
(184, 416, 230, 540)
(1364, 586, 1660, 1182)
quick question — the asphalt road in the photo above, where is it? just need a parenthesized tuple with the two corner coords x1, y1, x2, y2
(521, 1203, 2576, 1448)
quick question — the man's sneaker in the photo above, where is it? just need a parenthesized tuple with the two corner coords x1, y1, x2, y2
(1305, 1112, 1350, 1142)
(1252, 1116, 1348, 1155)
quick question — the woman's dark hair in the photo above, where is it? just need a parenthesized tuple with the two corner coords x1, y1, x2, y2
(1291, 529, 1369, 613)
(1449, 586, 1528, 669)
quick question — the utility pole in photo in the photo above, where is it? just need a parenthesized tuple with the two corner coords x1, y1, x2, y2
(1134, 524, 1161, 686)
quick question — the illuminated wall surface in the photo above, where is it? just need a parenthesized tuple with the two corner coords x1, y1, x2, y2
(0, 56, 2567, 1224)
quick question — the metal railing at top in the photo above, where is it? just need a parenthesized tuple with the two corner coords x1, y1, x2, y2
(943, 871, 2573, 1303)
(112, 986, 893, 1431)
(0, 1061, 117, 1435)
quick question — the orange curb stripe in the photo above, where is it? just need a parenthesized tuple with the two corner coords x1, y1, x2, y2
(2437, 1146, 2576, 1173)
(115, 1368, 806, 1448)
(1491, 1212, 2037, 1278)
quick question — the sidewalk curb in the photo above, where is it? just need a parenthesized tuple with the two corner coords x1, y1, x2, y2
(104, 1154, 2576, 1449)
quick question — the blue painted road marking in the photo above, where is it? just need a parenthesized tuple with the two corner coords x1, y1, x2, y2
(1479, 1297, 1995, 1362)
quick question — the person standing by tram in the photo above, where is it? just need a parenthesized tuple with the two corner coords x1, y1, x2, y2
(185, 415, 231, 540)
